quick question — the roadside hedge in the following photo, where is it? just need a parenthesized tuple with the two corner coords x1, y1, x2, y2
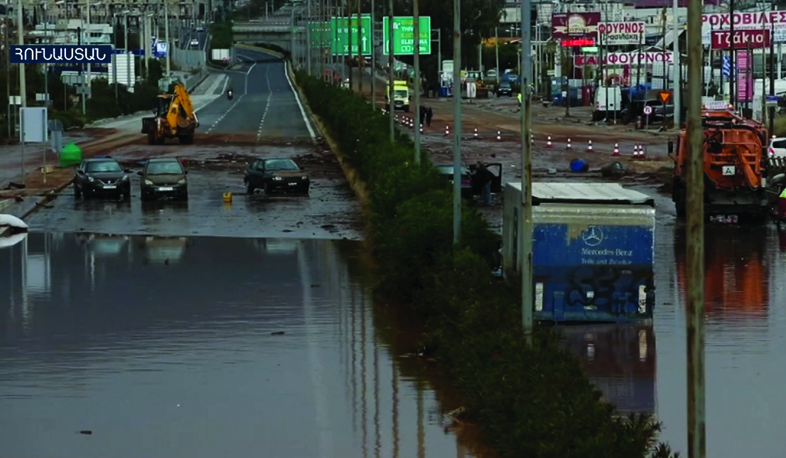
(295, 72, 677, 458)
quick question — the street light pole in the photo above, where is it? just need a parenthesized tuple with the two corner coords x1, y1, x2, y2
(672, 0, 681, 127)
(370, 0, 376, 108)
(686, 0, 706, 454)
(387, 0, 394, 142)
(306, 0, 311, 75)
(520, 0, 533, 342)
(413, 0, 420, 164)
(451, 0, 461, 244)
(495, 26, 499, 85)
(165, 1, 171, 76)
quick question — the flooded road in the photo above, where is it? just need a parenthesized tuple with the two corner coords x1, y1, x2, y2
(0, 234, 466, 458)
(561, 192, 786, 458)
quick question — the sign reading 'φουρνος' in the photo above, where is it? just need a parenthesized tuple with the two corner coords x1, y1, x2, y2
(11, 45, 114, 64)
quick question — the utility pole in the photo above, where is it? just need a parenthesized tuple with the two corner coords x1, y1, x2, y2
(520, 0, 533, 342)
(356, 0, 361, 95)
(165, 2, 171, 76)
(672, 0, 681, 127)
(86, 0, 92, 100)
(347, 0, 353, 91)
(387, 0, 394, 143)
(125, 14, 131, 88)
(495, 27, 499, 85)
(371, 0, 376, 108)
(413, 0, 420, 164)
(686, 0, 706, 454)
(17, 0, 25, 110)
(730, 0, 735, 106)
(306, 0, 311, 75)
(451, 0, 461, 244)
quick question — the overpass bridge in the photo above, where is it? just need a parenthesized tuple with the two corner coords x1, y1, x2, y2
(233, 22, 306, 52)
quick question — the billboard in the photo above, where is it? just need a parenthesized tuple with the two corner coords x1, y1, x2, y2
(598, 22, 646, 46)
(702, 12, 786, 44)
(551, 12, 601, 40)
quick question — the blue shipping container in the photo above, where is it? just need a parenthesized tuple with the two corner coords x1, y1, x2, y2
(502, 182, 656, 323)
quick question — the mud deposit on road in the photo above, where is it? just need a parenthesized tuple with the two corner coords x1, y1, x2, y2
(26, 139, 363, 240)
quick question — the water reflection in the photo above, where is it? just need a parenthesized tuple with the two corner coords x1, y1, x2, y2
(559, 324, 656, 416)
(0, 233, 472, 458)
(675, 226, 771, 321)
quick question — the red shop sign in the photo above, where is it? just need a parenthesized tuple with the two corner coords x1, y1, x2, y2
(710, 29, 771, 49)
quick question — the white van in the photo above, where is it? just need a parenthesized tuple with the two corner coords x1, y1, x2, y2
(593, 86, 622, 121)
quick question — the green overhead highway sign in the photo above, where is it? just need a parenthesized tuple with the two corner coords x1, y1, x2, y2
(309, 22, 332, 47)
(382, 16, 431, 56)
(330, 15, 372, 56)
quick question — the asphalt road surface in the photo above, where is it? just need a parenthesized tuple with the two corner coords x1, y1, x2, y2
(24, 47, 357, 240)
(195, 49, 314, 141)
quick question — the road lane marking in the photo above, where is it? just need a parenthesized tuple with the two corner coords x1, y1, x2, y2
(282, 60, 316, 141)
(256, 64, 273, 142)
(206, 55, 257, 134)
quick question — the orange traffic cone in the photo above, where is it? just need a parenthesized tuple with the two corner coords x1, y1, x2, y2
(587, 140, 593, 152)
(546, 136, 552, 148)
(613, 143, 620, 156)
(566, 138, 572, 149)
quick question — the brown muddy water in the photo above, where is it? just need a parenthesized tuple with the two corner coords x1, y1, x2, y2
(1, 222, 785, 458)
(0, 234, 469, 458)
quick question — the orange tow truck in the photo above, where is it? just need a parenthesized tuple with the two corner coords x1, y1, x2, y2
(671, 102, 771, 220)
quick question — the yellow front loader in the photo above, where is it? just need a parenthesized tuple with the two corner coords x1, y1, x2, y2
(141, 83, 199, 145)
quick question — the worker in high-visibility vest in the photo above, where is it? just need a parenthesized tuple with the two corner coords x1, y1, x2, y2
(777, 186, 786, 222)
(517, 92, 522, 104)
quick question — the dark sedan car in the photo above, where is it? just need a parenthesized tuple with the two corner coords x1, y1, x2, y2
(496, 81, 513, 97)
(435, 163, 473, 198)
(138, 157, 188, 201)
(73, 157, 131, 200)
(244, 157, 310, 194)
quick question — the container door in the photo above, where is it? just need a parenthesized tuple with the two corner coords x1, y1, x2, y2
(487, 163, 502, 193)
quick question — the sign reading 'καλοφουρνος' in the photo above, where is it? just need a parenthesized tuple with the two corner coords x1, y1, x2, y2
(10, 45, 113, 64)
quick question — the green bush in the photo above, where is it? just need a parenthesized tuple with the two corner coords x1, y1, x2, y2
(295, 71, 678, 458)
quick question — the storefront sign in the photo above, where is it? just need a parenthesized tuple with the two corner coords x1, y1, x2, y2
(552, 12, 601, 40)
(598, 22, 646, 45)
(710, 29, 771, 49)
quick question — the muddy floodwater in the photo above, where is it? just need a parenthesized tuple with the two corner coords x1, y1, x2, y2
(564, 215, 786, 458)
(0, 234, 467, 458)
(2, 219, 786, 458)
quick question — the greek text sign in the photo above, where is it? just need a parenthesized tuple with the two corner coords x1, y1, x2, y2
(710, 29, 770, 49)
(11, 45, 113, 64)
(598, 22, 646, 45)
(703, 11, 786, 27)
(382, 16, 432, 55)
(575, 52, 673, 67)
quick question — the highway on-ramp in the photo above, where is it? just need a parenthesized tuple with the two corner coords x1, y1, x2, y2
(194, 48, 314, 142)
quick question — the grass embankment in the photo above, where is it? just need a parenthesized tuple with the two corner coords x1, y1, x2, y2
(295, 71, 678, 458)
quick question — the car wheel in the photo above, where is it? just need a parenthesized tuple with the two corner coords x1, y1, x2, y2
(148, 131, 157, 145)
(246, 182, 255, 195)
(74, 184, 81, 199)
(122, 191, 131, 201)
(264, 182, 271, 194)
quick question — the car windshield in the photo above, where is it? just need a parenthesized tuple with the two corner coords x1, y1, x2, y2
(265, 159, 299, 171)
(500, 82, 511, 88)
(394, 90, 408, 98)
(86, 161, 122, 173)
(147, 161, 183, 175)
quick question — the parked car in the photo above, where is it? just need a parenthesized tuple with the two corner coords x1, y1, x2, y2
(189, 38, 199, 47)
(496, 81, 513, 97)
(138, 157, 188, 201)
(769, 137, 786, 157)
(244, 157, 310, 194)
(73, 156, 131, 200)
(435, 163, 473, 198)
